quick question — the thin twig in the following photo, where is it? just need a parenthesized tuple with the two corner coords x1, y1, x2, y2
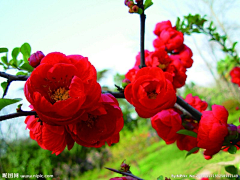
(105, 167, 144, 180)
(0, 111, 37, 122)
(139, 0, 146, 69)
(0, 71, 29, 81)
(0, 71, 29, 97)
(103, 91, 203, 121)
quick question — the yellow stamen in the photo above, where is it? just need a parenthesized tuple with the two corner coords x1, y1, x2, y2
(51, 87, 70, 102)
(147, 91, 158, 99)
(86, 114, 98, 128)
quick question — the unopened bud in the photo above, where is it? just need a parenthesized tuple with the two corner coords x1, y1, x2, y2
(28, 51, 45, 68)
(135, 0, 141, 3)
(227, 124, 238, 140)
(120, 160, 130, 172)
(127, 1, 134, 8)
(124, 0, 128, 6)
(132, 5, 139, 13)
(122, 78, 131, 88)
(128, 8, 134, 13)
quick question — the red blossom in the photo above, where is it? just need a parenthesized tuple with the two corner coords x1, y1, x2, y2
(28, 51, 45, 68)
(124, 67, 176, 118)
(25, 115, 74, 155)
(166, 56, 187, 88)
(197, 105, 229, 159)
(66, 94, 124, 148)
(230, 67, 240, 86)
(154, 28, 184, 51)
(153, 20, 172, 36)
(185, 94, 208, 112)
(24, 52, 101, 126)
(172, 44, 193, 68)
(151, 109, 183, 144)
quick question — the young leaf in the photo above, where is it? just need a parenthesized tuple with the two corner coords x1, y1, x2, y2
(177, 129, 197, 138)
(1, 81, 8, 93)
(225, 165, 238, 175)
(228, 145, 237, 154)
(11, 47, 20, 59)
(1, 56, 8, 65)
(20, 42, 31, 60)
(16, 71, 28, 76)
(0, 48, 8, 53)
(19, 62, 34, 72)
(144, 0, 153, 10)
(186, 147, 199, 157)
(0, 98, 22, 111)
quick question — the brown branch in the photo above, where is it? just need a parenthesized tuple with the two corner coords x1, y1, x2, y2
(105, 167, 144, 180)
(0, 111, 37, 122)
(0, 71, 29, 97)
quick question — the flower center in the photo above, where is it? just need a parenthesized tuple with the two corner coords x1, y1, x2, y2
(51, 87, 70, 102)
(147, 91, 158, 99)
(86, 114, 98, 128)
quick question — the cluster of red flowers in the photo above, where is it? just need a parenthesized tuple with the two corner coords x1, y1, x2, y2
(24, 52, 124, 155)
(125, 20, 193, 91)
(151, 94, 207, 153)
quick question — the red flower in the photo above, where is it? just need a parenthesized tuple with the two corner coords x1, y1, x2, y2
(155, 28, 184, 51)
(177, 135, 198, 153)
(151, 109, 182, 144)
(145, 49, 172, 69)
(230, 67, 240, 86)
(166, 56, 187, 88)
(197, 105, 229, 158)
(66, 94, 124, 148)
(185, 94, 208, 112)
(24, 52, 101, 125)
(25, 115, 74, 155)
(124, 67, 176, 118)
(125, 67, 139, 82)
(172, 44, 193, 68)
(28, 51, 45, 68)
(153, 20, 172, 36)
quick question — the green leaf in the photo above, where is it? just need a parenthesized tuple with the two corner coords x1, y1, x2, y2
(11, 47, 20, 59)
(0, 98, 22, 111)
(0, 48, 8, 53)
(1, 56, 8, 65)
(225, 165, 238, 175)
(16, 71, 28, 76)
(144, 0, 153, 10)
(157, 175, 164, 180)
(228, 145, 237, 154)
(9, 58, 18, 68)
(177, 129, 197, 138)
(232, 42, 238, 51)
(1, 81, 8, 93)
(20, 42, 31, 60)
(186, 147, 199, 157)
(137, 8, 143, 14)
(19, 62, 34, 72)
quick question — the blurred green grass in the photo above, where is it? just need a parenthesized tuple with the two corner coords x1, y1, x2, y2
(78, 123, 239, 180)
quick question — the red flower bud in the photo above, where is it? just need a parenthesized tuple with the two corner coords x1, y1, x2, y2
(127, 1, 134, 8)
(120, 160, 130, 172)
(28, 51, 45, 68)
(132, 5, 139, 13)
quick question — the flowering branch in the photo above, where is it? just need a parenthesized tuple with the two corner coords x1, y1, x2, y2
(0, 111, 37, 122)
(105, 91, 202, 121)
